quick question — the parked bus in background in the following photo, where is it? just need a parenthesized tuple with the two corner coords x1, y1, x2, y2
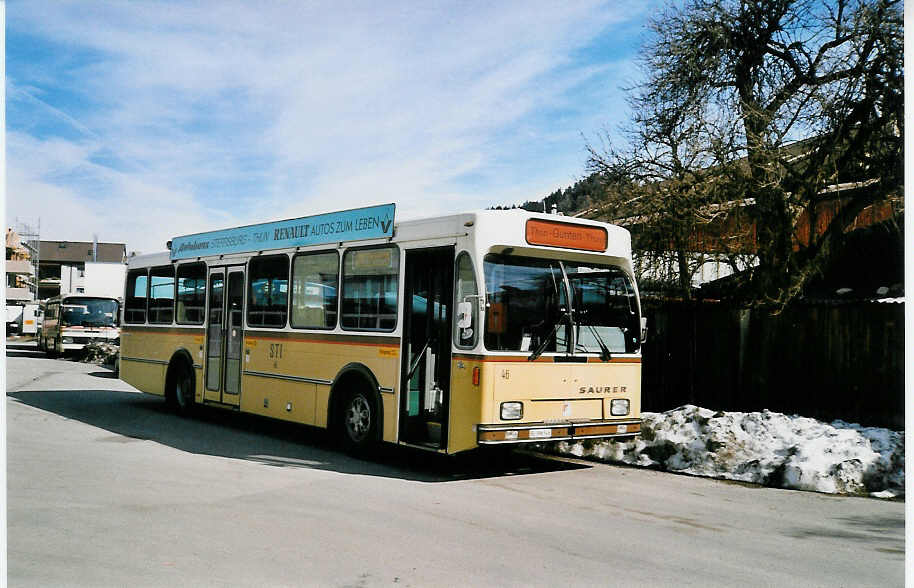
(40, 294, 120, 355)
(119, 205, 644, 454)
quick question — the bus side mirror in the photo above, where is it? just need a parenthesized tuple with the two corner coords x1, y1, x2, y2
(456, 301, 473, 329)
(640, 316, 648, 343)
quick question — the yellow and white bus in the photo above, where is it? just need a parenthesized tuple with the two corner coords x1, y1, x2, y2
(40, 294, 121, 355)
(119, 205, 644, 454)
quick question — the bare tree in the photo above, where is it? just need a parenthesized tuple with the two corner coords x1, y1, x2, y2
(588, 0, 903, 307)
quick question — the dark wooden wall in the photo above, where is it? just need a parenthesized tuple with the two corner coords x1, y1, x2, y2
(640, 300, 905, 429)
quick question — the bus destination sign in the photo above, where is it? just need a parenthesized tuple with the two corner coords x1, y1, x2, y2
(170, 203, 396, 260)
(525, 218, 607, 252)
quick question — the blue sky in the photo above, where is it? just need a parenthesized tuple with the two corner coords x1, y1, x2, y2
(6, 1, 655, 254)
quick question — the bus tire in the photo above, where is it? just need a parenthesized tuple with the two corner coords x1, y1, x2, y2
(167, 360, 196, 415)
(339, 386, 380, 454)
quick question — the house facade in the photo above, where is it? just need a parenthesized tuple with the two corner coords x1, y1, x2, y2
(37, 240, 127, 300)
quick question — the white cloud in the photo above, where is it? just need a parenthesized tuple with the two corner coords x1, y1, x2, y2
(6, 132, 223, 253)
(6, 1, 651, 252)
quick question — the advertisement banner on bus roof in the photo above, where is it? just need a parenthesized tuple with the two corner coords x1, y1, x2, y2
(169, 204, 396, 260)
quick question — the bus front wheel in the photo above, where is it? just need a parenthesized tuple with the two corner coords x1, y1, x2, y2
(47, 337, 60, 358)
(168, 363, 195, 415)
(340, 388, 379, 454)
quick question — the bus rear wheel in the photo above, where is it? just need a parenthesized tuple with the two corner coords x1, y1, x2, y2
(340, 388, 379, 454)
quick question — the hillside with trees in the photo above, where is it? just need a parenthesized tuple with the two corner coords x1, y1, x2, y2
(490, 173, 603, 215)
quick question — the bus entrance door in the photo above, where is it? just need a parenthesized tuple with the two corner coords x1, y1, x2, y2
(400, 247, 454, 449)
(204, 266, 245, 407)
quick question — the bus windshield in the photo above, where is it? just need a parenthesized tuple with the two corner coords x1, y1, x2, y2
(483, 254, 640, 354)
(61, 298, 120, 328)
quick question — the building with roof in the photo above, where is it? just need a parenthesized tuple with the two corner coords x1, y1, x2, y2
(37, 240, 127, 300)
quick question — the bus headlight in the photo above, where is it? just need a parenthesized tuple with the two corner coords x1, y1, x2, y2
(611, 398, 630, 416)
(500, 401, 523, 420)
(61, 337, 74, 344)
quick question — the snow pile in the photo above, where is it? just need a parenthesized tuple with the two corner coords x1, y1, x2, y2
(552, 405, 904, 498)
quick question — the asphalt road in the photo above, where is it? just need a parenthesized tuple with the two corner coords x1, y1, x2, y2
(5, 341, 906, 587)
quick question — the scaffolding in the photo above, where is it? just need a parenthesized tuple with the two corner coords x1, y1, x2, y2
(13, 218, 40, 301)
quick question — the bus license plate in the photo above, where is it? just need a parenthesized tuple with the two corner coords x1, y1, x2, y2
(529, 429, 552, 439)
(617, 425, 627, 434)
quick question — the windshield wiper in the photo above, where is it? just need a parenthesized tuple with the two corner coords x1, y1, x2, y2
(578, 321, 612, 362)
(528, 315, 568, 361)
(529, 262, 573, 361)
(571, 286, 612, 362)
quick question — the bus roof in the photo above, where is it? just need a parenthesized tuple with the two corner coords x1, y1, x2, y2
(44, 293, 120, 303)
(128, 208, 631, 269)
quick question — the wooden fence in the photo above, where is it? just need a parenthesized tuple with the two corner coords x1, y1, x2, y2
(640, 299, 905, 429)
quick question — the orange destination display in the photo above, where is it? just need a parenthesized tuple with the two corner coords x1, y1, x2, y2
(525, 218, 608, 252)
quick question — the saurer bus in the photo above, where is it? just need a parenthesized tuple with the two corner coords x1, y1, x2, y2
(119, 205, 644, 454)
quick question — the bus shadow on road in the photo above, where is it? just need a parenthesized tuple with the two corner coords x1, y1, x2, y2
(8, 388, 589, 482)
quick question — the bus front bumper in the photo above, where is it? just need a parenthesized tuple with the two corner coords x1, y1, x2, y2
(477, 419, 641, 444)
(60, 336, 119, 350)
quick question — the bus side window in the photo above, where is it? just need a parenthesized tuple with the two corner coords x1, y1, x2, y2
(454, 252, 479, 348)
(341, 246, 399, 332)
(149, 265, 175, 324)
(291, 251, 339, 329)
(125, 269, 149, 324)
(176, 262, 207, 325)
(248, 254, 289, 328)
